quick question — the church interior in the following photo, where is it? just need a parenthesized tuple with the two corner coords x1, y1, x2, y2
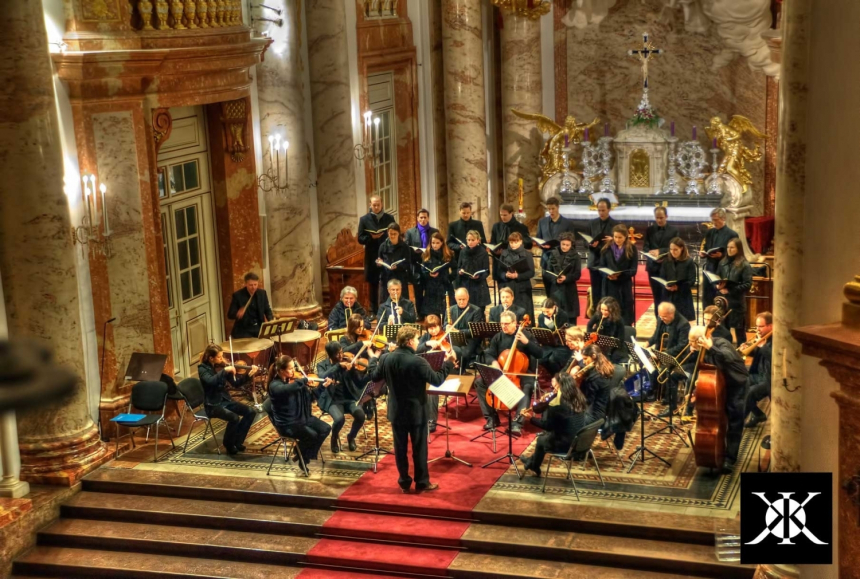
(0, 0, 856, 577)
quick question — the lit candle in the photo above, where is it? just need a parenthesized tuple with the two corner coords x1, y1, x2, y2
(692, 126, 697, 140)
(100, 182, 109, 235)
(82, 175, 93, 226)
(584, 128, 589, 142)
(283, 140, 289, 184)
(363, 110, 372, 143)
(604, 123, 609, 137)
(670, 121, 675, 137)
(268, 135, 274, 164)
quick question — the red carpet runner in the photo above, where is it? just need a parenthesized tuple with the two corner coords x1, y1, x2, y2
(300, 402, 536, 577)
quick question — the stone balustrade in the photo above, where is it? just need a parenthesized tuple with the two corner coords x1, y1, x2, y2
(364, 0, 398, 19)
(135, 0, 243, 31)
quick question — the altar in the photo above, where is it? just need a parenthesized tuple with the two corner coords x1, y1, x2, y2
(559, 203, 715, 224)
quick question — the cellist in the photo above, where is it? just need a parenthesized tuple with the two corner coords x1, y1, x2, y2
(473, 311, 542, 433)
(687, 325, 749, 475)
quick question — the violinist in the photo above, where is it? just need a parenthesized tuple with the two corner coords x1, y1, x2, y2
(518, 373, 588, 477)
(475, 311, 543, 433)
(537, 298, 570, 335)
(198, 344, 260, 455)
(744, 312, 773, 429)
(646, 303, 690, 417)
(586, 297, 628, 364)
(417, 315, 462, 433)
(488, 287, 525, 323)
(340, 313, 370, 356)
(316, 342, 367, 453)
(268, 355, 332, 464)
(573, 344, 614, 425)
(688, 325, 749, 474)
(376, 279, 417, 326)
(328, 286, 370, 331)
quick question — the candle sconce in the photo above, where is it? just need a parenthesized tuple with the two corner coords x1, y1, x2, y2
(72, 174, 112, 257)
(259, 133, 292, 197)
(354, 111, 380, 194)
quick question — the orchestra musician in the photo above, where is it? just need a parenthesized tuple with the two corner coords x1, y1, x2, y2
(198, 344, 260, 454)
(456, 230, 491, 309)
(547, 232, 582, 322)
(227, 272, 275, 339)
(599, 224, 639, 326)
(699, 208, 738, 306)
(488, 287, 525, 323)
(744, 312, 773, 429)
(370, 326, 456, 493)
(328, 286, 369, 331)
(643, 207, 679, 308)
(537, 298, 570, 335)
(357, 195, 395, 317)
(417, 314, 462, 433)
(716, 237, 754, 346)
(586, 297, 628, 364)
(496, 232, 536, 321)
(443, 287, 485, 368)
(447, 202, 486, 279)
(572, 344, 614, 425)
(376, 279, 417, 325)
(377, 223, 413, 295)
(316, 342, 367, 453)
(586, 198, 618, 305)
(703, 305, 733, 342)
(536, 197, 578, 294)
(268, 355, 332, 464)
(419, 232, 454, 319)
(474, 310, 543, 433)
(340, 313, 370, 356)
(646, 302, 690, 417)
(405, 208, 439, 317)
(688, 325, 749, 474)
(541, 326, 586, 375)
(518, 373, 588, 477)
(659, 237, 697, 322)
(490, 203, 532, 251)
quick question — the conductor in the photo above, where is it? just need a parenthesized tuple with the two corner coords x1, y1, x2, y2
(370, 326, 455, 493)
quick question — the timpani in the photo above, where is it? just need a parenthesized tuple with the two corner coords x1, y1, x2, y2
(274, 329, 322, 372)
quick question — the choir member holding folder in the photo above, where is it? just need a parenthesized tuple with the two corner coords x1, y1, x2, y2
(495, 232, 535, 321)
(585, 198, 618, 304)
(598, 224, 639, 326)
(419, 232, 454, 318)
(447, 202, 486, 279)
(376, 223, 412, 292)
(357, 196, 395, 316)
(642, 207, 679, 308)
(716, 237, 753, 346)
(456, 230, 491, 309)
(698, 207, 738, 306)
(547, 232, 582, 322)
(535, 196, 577, 291)
(656, 237, 696, 321)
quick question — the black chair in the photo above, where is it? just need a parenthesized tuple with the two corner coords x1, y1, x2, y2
(541, 418, 606, 497)
(175, 378, 220, 455)
(114, 381, 175, 462)
(261, 399, 324, 477)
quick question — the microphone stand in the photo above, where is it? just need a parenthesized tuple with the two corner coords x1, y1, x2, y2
(99, 317, 116, 440)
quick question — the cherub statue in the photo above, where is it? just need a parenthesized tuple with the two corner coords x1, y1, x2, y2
(706, 115, 767, 191)
(511, 109, 600, 189)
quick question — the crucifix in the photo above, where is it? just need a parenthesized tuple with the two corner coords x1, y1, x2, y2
(627, 32, 663, 90)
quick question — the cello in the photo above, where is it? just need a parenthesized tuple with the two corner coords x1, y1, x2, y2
(487, 315, 531, 411)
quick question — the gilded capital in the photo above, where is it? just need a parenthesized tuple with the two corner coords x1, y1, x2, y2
(491, 0, 550, 19)
(844, 274, 860, 305)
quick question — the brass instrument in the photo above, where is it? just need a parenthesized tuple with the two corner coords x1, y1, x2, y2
(738, 330, 772, 360)
(659, 332, 669, 352)
(346, 306, 352, 321)
(446, 293, 453, 329)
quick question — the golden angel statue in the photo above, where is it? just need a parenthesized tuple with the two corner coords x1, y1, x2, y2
(511, 109, 600, 189)
(706, 115, 767, 190)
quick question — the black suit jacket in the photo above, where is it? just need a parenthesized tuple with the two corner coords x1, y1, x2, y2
(227, 288, 274, 338)
(357, 211, 396, 282)
(488, 304, 526, 323)
(443, 303, 485, 337)
(643, 224, 680, 275)
(198, 362, 249, 407)
(377, 297, 417, 325)
(371, 346, 453, 425)
(327, 300, 369, 331)
(647, 314, 690, 357)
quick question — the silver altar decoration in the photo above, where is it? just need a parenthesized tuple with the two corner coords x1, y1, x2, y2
(558, 148, 577, 197)
(708, 147, 721, 195)
(597, 136, 616, 194)
(676, 141, 708, 195)
(577, 141, 600, 195)
(661, 136, 681, 195)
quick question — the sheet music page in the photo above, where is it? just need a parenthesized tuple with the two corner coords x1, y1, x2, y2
(429, 378, 462, 394)
(634, 344, 656, 373)
(488, 375, 526, 409)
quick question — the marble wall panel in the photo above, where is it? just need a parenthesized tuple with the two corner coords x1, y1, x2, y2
(429, 0, 449, 233)
(92, 111, 155, 386)
(562, 0, 767, 214)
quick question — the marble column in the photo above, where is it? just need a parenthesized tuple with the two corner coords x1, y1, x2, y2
(256, 1, 322, 324)
(305, 0, 358, 276)
(0, 1, 109, 484)
(770, 0, 810, 473)
(442, 0, 488, 226)
(0, 413, 28, 498)
(500, 11, 542, 225)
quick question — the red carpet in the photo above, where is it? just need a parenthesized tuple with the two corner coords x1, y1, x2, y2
(305, 538, 457, 576)
(321, 510, 469, 547)
(298, 567, 423, 578)
(336, 403, 536, 519)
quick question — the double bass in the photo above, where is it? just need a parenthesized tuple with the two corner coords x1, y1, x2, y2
(487, 315, 531, 411)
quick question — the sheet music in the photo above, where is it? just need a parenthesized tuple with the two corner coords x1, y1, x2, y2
(429, 378, 463, 394)
(488, 375, 526, 409)
(633, 344, 656, 373)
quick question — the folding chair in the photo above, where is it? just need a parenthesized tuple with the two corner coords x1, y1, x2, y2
(175, 378, 220, 455)
(542, 419, 606, 497)
(113, 381, 175, 462)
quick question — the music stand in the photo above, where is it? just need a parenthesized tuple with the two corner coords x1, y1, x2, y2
(624, 344, 672, 473)
(260, 317, 298, 367)
(481, 373, 526, 476)
(427, 375, 474, 468)
(594, 334, 621, 357)
(383, 323, 423, 343)
(124, 353, 168, 382)
(647, 349, 690, 447)
(530, 328, 558, 348)
(469, 363, 503, 453)
(469, 322, 501, 342)
(355, 376, 391, 474)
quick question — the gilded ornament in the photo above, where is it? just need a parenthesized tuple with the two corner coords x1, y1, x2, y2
(510, 109, 599, 191)
(154, 0, 169, 29)
(170, 0, 186, 28)
(844, 275, 860, 305)
(491, 0, 551, 20)
(706, 115, 767, 191)
(138, 0, 155, 29)
(185, 0, 198, 28)
(197, 0, 209, 27)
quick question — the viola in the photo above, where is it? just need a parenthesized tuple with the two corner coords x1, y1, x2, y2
(488, 315, 531, 411)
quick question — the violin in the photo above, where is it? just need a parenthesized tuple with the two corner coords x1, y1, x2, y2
(489, 315, 531, 411)
(520, 389, 557, 418)
(569, 362, 595, 385)
(214, 361, 266, 376)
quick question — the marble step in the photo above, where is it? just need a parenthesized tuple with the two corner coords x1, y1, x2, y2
(449, 552, 704, 579)
(62, 491, 331, 536)
(460, 523, 754, 579)
(37, 519, 317, 566)
(14, 546, 303, 578)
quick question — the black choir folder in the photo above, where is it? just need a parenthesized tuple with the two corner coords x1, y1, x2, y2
(498, 259, 531, 274)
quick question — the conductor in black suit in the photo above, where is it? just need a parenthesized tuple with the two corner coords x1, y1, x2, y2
(370, 326, 455, 493)
(227, 272, 275, 339)
(357, 195, 396, 316)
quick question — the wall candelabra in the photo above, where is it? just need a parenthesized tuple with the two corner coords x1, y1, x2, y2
(72, 174, 112, 257)
(259, 133, 291, 197)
